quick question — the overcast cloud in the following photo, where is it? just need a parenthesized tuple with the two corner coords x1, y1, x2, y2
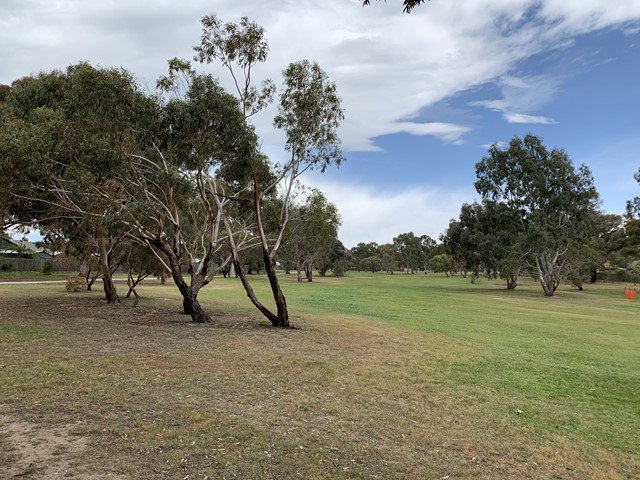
(2, 0, 639, 246)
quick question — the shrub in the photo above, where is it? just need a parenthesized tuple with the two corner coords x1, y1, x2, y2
(66, 276, 87, 292)
(1, 263, 12, 272)
(41, 261, 53, 275)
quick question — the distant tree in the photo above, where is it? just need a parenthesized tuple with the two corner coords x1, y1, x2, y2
(350, 242, 380, 271)
(607, 219, 640, 270)
(475, 135, 600, 296)
(393, 232, 424, 273)
(362, 0, 428, 14)
(442, 200, 523, 288)
(120, 242, 165, 302)
(625, 169, 640, 220)
(419, 235, 437, 272)
(329, 240, 350, 277)
(379, 243, 400, 273)
(361, 255, 382, 273)
(429, 254, 455, 276)
(282, 189, 341, 282)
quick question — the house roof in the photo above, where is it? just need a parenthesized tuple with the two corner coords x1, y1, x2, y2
(0, 236, 53, 258)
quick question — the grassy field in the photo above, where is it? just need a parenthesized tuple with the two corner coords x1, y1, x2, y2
(0, 270, 78, 281)
(0, 273, 638, 479)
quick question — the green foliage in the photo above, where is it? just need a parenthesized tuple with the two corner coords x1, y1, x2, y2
(274, 60, 344, 173)
(607, 219, 640, 267)
(350, 242, 380, 271)
(379, 243, 400, 273)
(429, 253, 454, 276)
(41, 261, 53, 275)
(194, 14, 276, 119)
(1, 263, 12, 272)
(475, 134, 600, 296)
(442, 200, 523, 286)
(280, 190, 341, 281)
(393, 232, 423, 273)
(360, 255, 381, 273)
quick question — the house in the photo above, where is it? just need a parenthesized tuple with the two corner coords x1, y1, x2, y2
(0, 237, 53, 259)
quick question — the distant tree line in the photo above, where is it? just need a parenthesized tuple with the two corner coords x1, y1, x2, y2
(344, 136, 639, 295)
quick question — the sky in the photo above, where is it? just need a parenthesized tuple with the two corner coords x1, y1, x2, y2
(2, 0, 639, 247)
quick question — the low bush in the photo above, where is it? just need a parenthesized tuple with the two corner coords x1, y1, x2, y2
(41, 261, 53, 275)
(65, 276, 87, 292)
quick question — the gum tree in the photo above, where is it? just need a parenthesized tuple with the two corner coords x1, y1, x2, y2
(117, 59, 261, 323)
(2, 64, 156, 303)
(475, 134, 600, 296)
(189, 14, 344, 327)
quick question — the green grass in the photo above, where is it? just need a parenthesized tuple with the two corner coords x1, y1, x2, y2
(0, 270, 77, 281)
(0, 273, 638, 479)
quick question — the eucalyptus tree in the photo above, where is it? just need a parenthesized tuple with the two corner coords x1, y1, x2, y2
(419, 235, 437, 272)
(393, 232, 425, 273)
(247, 59, 344, 325)
(442, 200, 523, 289)
(379, 243, 400, 273)
(2, 64, 156, 303)
(281, 189, 341, 282)
(475, 135, 600, 296)
(115, 59, 262, 323)
(625, 169, 640, 220)
(193, 15, 345, 327)
(350, 242, 380, 271)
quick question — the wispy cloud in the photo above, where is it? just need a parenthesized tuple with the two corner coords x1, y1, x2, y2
(470, 73, 560, 124)
(503, 112, 558, 124)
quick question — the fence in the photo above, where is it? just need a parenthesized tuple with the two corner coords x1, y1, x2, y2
(0, 256, 81, 272)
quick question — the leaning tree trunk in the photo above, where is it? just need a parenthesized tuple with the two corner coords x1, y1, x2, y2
(263, 248, 289, 328)
(249, 174, 290, 328)
(179, 285, 210, 323)
(233, 258, 279, 325)
(506, 276, 518, 290)
(158, 243, 211, 323)
(98, 239, 119, 304)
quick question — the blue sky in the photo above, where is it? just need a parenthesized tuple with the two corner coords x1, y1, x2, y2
(2, 1, 639, 247)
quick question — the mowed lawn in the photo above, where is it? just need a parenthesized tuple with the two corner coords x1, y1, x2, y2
(0, 273, 638, 479)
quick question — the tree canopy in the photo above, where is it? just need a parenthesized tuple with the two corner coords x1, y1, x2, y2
(475, 134, 600, 296)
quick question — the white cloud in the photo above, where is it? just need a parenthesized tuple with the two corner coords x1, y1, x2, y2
(470, 73, 560, 124)
(304, 178, 476, 248)
(3, 1, 640, 154)
(503, 112, 558, 124)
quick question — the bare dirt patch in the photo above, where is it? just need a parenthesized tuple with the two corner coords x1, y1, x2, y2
(0, 408, 126, 480)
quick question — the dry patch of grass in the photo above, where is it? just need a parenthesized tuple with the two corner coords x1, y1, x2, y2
(0, 281, 638, 479)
